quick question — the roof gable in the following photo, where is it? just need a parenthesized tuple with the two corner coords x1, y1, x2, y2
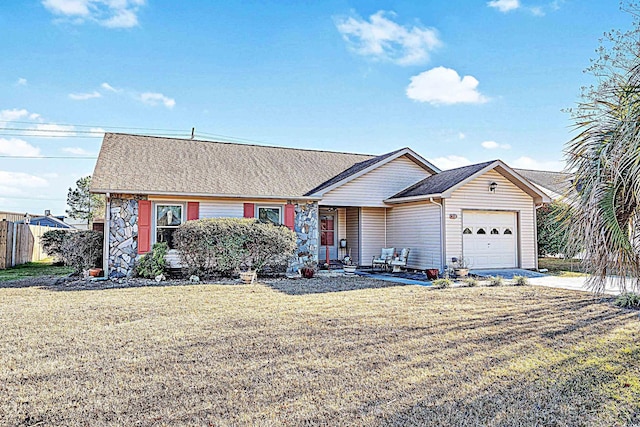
(305, 147, 440, 196)
(387, 160, 551, 204)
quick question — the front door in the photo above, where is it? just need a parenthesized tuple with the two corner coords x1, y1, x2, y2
(320, 212, 337, 262)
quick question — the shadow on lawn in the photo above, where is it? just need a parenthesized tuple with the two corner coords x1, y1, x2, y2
(262, 276, 407, 295)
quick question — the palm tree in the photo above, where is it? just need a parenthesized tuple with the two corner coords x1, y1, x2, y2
(565, 60, 640, 293)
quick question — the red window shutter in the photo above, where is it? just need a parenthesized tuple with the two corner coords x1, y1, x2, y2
(138, 200, 151, 254)
(187, 202, 199, 221)
(284, 203, 295, 230)
(243, 203, 255, 218)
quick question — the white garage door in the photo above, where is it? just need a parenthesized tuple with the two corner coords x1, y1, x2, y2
(462, 211, 517, 269)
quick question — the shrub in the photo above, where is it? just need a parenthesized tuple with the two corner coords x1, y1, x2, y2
(464, 277, 479, 287)
(135, 242, 169, 278)
(41, 229, 72, 264)
(174, 218, 297, 277)
(614, 292, 640, 309)
(433, 278, 452, 289)
(488, 276, 504, 287)
(61, 230, 103, 273)
(513, 275, 529, 286)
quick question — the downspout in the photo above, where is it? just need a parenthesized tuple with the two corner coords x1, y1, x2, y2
(103, 193, 111, 277)
(430, 197, 445, 272)
(384, 208, 387, 247)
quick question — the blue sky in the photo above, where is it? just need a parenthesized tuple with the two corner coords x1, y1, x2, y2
(0, 0, 632, 216)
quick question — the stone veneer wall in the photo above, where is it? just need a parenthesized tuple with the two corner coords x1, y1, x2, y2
(108, 195, 145, 278)
(288, 201, 319, 273)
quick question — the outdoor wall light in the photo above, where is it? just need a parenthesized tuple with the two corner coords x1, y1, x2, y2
(489, 182, 498, 193)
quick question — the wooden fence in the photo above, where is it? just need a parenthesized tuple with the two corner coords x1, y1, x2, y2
(0, 222, 56, 269)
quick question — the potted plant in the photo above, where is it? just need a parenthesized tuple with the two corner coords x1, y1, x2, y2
(300, 261, 316, 279)
(342, 256, 357, 275)
(452, 256, 470, 278)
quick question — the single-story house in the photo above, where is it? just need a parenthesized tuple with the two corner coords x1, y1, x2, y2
(91, 133, 550, 277)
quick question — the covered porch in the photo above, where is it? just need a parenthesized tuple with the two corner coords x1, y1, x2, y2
(316, 204, 443, 272)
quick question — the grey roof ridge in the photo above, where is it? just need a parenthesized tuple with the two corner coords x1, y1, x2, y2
(103, 132, 377, 159)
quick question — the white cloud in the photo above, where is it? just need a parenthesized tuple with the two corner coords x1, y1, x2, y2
(335, 10, 441, 66)
(0, 108, 30, 125)
(487, 0, 520, 12)
(69, 90, 102, 100)
(0, 171, 49, 197)
(481, 140, 511, 150)
(17, 78, 27, 86)
(27, 123, 76, 138)
(428, 155, 473, 170)
(139, 92, 176, 109)
(458, 132, 466, 140)
(61, 147, 94, 155)
(0, 138, 42, 157)
(101, 82, 119, 92)
(510, 156, 564, 171)
(90, 127, 106, 136)
(41, 0, 145, 28)
(407, 66, 488, 105)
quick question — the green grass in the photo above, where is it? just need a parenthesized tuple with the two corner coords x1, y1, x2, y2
(1, 278, 639, 426)
(0, 258, 73, 282)
(539, 257, 587, 276)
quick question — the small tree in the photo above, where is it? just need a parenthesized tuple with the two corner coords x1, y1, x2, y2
(66, 176, 105, 224)
(537, 201, 571, 257)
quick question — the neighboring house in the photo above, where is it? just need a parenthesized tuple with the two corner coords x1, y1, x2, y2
(512, 169, 573, 201)
(91, 133, 550, 278)
(24, 215, 74, 229)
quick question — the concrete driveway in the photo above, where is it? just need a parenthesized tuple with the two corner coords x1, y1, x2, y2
(529, 275, 626, 295)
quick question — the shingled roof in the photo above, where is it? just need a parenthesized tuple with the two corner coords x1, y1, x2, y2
(91, 133, 397, 198)
(512, 168, 573, 198)
(389, 161, 495, 199)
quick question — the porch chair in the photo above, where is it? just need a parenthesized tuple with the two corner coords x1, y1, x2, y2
(372, 247, 395, 271)
(390, 248, 410, 273)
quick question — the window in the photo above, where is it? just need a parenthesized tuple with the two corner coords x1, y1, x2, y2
(257, 206, 282, 225)
(477, 228, 486, 234)
(491, 228, 499, 235)
(504, 228, 513, 235)
(156, 204, 183, 248)
(463, 228, 472, 234)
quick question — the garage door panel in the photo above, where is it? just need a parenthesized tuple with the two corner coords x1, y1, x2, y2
(463, 211, 517, 269)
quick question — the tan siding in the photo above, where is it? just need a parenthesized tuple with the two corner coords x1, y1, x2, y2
(360, 208, 387, 266)
(387, 202, 442, 270)
(346, 208, 360, 264)
(320, 156, 432, 207)
(444, 170, 536, 269)
(199, 200, 245, 218)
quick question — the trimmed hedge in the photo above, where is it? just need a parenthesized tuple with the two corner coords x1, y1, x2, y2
(173, 218, 297, 277)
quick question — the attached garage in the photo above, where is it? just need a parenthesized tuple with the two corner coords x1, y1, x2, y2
(386, 160, 551, 271)
(462, 210, 517, 269)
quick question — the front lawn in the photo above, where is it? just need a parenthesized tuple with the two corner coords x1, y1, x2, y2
(1, 277, 639, 426)
(0, 258, 73, 282)
(539, 257, 587, 277)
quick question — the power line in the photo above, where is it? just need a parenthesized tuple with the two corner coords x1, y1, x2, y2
(0, 195, 63, 201)
(0, 155, 97, 159)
